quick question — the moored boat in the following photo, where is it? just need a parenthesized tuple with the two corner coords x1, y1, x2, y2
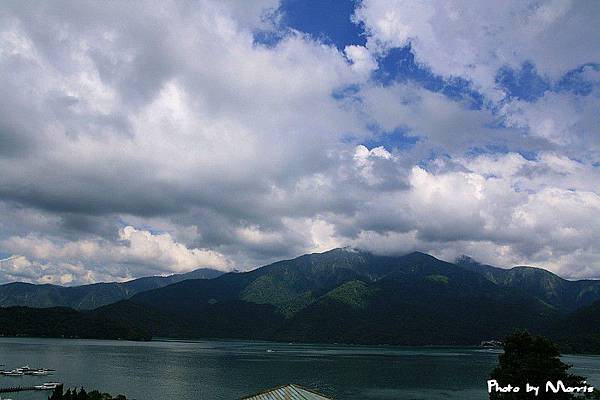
(31, 370, 51, 376)
(15, 365, 31, 374)
(1, 370, 24, 376)
(34, 382, 62, 390)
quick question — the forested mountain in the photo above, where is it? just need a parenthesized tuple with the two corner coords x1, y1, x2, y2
(2, 249, 598, 352)
(456, 255, 600, 311)
(117, 250, 564, 344)
(551, 299, 600, 353)
(0, 268, 223, 310)
(0, 305, 152, 341)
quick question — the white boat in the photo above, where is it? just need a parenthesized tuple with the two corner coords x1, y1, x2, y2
(31, 370, 51, 376)
(34, 382, 62, 390)
(2, 370, 23, 376)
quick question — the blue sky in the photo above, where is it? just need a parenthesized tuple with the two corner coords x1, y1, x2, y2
(0, 0, 599, 284)
(275, 1, 487, 110)
(278, 0, 366, 49)
(274, 0, 596, 154)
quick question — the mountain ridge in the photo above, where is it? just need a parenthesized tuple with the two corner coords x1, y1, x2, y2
(122, 248, 567, 344)
(455, 255, 600, 311)
(0, 267, 224, 310)
(1, 248, 599, 352)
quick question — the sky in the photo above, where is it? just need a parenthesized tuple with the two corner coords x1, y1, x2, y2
(0, 0, 599, 284)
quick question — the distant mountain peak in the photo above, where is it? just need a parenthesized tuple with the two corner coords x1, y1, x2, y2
(0, 266, 224, 310)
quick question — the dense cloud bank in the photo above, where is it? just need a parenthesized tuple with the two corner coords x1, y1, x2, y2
(0, 0, 598, 283)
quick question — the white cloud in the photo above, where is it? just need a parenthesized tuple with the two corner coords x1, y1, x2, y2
(500, 89, 600, 159)
(0, 226, 231, 284)
(0, 255, 102, 285)
(344, 45, 378, 76)
(355, 82, 529, 153)
(0, 0, 598, 283)
(118, 226, 230, 272)
(355, 0, 600, 98)
(333, 151, 600, 278)
(353, 144, 393, 184)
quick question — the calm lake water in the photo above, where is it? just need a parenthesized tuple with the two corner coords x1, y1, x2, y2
(0, 337, 599, 400)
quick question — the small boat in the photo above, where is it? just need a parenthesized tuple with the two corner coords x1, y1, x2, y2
(480, 340, 503, 349)
(31, 370, 51, 376)
(34, 382, 62, 390)
(2, 370, 24, 376)
(266, 349, 274, 353)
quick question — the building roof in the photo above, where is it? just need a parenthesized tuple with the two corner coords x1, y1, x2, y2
(241, 384, 333, 400)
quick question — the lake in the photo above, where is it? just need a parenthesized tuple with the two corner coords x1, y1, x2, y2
(0, 338, 599, 399)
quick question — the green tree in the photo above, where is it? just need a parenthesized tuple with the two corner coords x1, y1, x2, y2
(48, 386, 127, 400)
(489, 331, 594, 399)
(49, 385, 64, 400)
(86, 390, 105, 400)
(77, 387, 88, 400)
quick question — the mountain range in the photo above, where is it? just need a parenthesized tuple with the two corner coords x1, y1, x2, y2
(0, 248, 598, 352)
(0, 268, 223, 309)
(455, 255, 600, 312)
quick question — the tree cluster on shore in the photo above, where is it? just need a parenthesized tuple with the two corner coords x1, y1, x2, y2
(490, 331, 600, 399)
(48, 386, 127, 400)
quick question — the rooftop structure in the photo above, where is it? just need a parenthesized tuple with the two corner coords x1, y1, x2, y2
(241, 384, 332, 400)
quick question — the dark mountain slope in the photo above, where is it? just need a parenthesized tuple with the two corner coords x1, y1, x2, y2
(0, 282, 134, 310)
(131, 249, 441, 319)
(552, 300, 600, 353)
(126, 249, 559, 345)
(0, 268, 223, 310)
(127, 271, 285, 339)
(0, 305, 151, 340)
(275, 260, 557, 345)
(456, 256, 600, 311)
(131, 248, 394, 317)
